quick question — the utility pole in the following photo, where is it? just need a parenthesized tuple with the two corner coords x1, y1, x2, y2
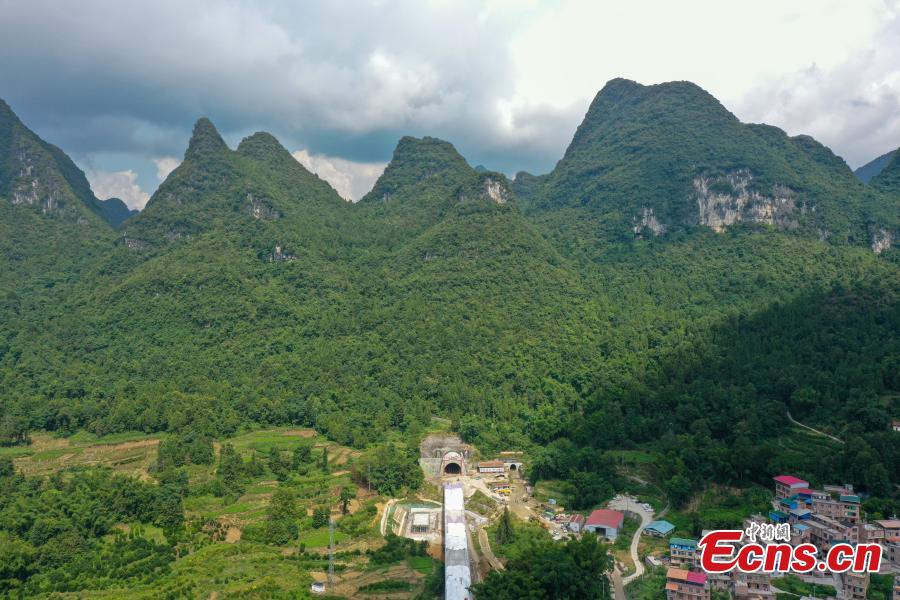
(328, 516, 335, 588)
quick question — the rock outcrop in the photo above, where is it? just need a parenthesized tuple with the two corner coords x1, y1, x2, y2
(632, 207, 665, 237)
(694, 170, 799, 232)
(871, 229, 893, 254)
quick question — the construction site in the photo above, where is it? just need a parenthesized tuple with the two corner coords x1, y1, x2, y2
(385, 435, 530, 598)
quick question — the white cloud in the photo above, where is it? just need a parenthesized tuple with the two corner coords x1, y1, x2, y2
(87, 169, 150, 210)
(733, 10, 900, 167)
(508, 0, 888, 109)
(291, 150, 386, 201)
(152, 156, 180, 182)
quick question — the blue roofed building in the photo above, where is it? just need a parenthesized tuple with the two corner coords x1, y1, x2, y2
(669, 537, 698, 567)
(645, 520, 676, 537)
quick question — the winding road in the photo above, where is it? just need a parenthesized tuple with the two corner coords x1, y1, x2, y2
(607, 495, 670, 599)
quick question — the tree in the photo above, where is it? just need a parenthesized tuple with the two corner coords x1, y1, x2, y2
(292, 442, 312, 470)
(263, 488, 300, 545)
(0, 531, 35, 585)
(312, 506, 330, 529)
(154, 484, 185, 538)
(357, 444, 423, 495)
(0, 456, 14, 478)
(269, 488, 299, 520)
(496, 507, 514, 545)
(473, 534, 612, 599)
(267, 447, 290, 481)
(155, 430, 214, 470)
(339, 486, 354, 515)
(0, 415, 30, 447)
(320, 447, 329, 473)
(217, 443, 245, 490)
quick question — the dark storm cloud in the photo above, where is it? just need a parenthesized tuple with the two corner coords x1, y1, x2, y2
(0, 0, 574, 177)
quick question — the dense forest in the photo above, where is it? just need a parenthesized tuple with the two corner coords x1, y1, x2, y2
(1, 77, 899, 588)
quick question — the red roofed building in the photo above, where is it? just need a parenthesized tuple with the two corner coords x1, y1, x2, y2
(773, 475, 809, 499)
(665, 568, 710, 600)
(477, 460, 505, 474)
(584, 509, 625, 540)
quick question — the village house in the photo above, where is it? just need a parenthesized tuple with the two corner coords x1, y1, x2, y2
(881, 538, 900, 570)
(842, 571, 869, 600)
(732, 571, 775, 600)
(810, 489, 860, 523)
(773, 475, 809, 500)
(665, 568, 710, 600)
(806, 513, 857, 550)
(790, 522, 810, 545)
(861, 523, 884, 542)
(891, 419, 900, 433)
(584, 509, 624, 540)
(875, 519, 900, 538)
(646, 519, 676, 537)
(668, 537, 698, 568)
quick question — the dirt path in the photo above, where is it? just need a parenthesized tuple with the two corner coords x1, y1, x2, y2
(787, 411, 844, 444)
(477, 526, 504, 571)
(379, 499, 397, 536)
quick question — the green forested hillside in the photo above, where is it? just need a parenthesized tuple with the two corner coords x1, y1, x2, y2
(524, 78, 896, 253)
(0, 81, 898, 529)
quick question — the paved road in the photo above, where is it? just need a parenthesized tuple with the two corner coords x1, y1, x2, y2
(608, 496, 655, 586)
(610, 566, 625, 600)
(787, 411, 844, 444)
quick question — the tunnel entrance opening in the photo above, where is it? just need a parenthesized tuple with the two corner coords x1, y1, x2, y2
(444, 462, 461, 475)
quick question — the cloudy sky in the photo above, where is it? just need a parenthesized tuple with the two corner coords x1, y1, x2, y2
(2, 0, 899, 208)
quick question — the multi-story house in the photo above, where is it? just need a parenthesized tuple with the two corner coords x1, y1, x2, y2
(811, 490, 860, 524)
(773, 475, 809, 500)
(669, 538, 699, 568)
(842, 572, 868, 600)
(732, 571, 775, 600)
(665, 568, 710, 600)
(807, 513, 858, 551)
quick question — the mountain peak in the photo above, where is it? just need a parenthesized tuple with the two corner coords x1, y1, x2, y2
(394, 135, 461, 156)
(0, 97, 15, 119)
(386, 135, 471, 176)
(185, 117, 228, 158)
(360, 135, 473, 204)
(855, 149, 897, 183)
(581, 78, 730, 129)
(0, 98, 23, 135)
(871, 146, 900, 192)
(236, 131, 296, 165)
(95, 196, 138, 226)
